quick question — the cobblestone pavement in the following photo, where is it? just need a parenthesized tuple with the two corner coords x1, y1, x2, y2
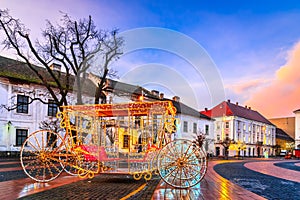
(18, 174, 160, 200)
(2, 157, 300, 199)
(214, 161, 300, 200)
(0, 169, 27, 182)
(0, 158, 161, 200)
(273, 161, 300, 171)
(0, 158, 27, 182)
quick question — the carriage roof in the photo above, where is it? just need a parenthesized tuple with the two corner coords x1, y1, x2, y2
(60, 101, 177, 117)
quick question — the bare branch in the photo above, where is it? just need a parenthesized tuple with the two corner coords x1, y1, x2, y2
(1, 9, 123, 107)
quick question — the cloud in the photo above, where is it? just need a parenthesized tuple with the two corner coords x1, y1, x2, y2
(228, 78, 271, 95)
(245, 41, 300, 118)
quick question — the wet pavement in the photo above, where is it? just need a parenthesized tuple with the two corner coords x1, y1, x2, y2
(273, 161, 300, 171)
(0, 157, 300, 199)
(18, 174, 160, 200)
(214, 160, 300, 200)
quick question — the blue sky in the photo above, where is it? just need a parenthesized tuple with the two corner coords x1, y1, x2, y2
(1, 0, 300, 117)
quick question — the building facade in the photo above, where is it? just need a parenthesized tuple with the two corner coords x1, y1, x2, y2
(269, 117, 295, 140)
(294, 109, 300, 149)
(171, 97, 215, 154)
(201, 100, 276, 157)
(0, 59, 96, 153)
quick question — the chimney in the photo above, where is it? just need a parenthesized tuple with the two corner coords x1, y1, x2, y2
(227, 99, 231, 103)
(245, 105, 247, 109)
(205, 108, 208, 111)
(172, 96, 180, 102)
(159, 93, 164, 99)
(50, 63, 61, 71)
(248, 107, 251, 110)
(236, 102, 238, 106)
(151, 90, 159, 97)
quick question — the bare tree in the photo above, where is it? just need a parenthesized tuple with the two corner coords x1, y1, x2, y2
(39, 118, 63, 133)
(0, 9, 123, 110)
(193, 132, 206, 148)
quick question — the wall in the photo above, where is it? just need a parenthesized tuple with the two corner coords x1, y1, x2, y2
(269, 117, 295, 139)
(295, 111, 300, 149)
(175, 113, 214, 154)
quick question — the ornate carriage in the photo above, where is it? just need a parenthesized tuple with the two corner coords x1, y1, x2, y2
(20, 101, 207, 188)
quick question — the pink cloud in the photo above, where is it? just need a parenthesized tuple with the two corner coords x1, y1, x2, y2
(228, 78, 270, 94)
(245, 42, 300, 118)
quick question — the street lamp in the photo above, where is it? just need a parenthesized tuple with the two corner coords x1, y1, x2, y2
(7, 121, 12, 131)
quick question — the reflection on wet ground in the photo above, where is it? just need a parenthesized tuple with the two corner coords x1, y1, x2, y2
(1, 158, 300, 199)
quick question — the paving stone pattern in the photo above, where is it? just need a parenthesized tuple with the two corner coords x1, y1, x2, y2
(0, 163, 21, 168)
(214, 161, 300, 200)
(274, 161, 300, 172)
(18, 174, 161, 200)
(0, 170, 28, 182)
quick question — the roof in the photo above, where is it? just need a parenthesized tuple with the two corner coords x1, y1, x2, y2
(0, 55, 97, 96)
(108, 79, 159, 100)
(201, 101, 274, 125)
(276, 128, 294, 142)
(172, 100, 212, 120)
(0, 55, 164, 102)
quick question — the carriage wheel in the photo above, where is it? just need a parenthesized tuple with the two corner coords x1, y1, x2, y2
(59, 136, 98, 177)
(59, 136, 84, 176)
(157, 139, 207, 188)
(59, 150, 82, 176)
(20, 130, 65, 182)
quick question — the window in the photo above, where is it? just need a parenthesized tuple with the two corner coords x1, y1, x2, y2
(205, 125, 209, 135)
(48, 100, 58, 117)
(193, 123, 197, 133)
(183, 121, 188, 132)
(225, 121, 229, 128)
(216, 122, 221, 130)
(123, 135, 129, 148)
(17, 95, 29, 113)
(16, 129, 28, 146)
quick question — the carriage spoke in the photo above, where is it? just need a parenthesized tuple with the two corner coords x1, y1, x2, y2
(158, 139, 207, 188)
(21, 130, 64, 182)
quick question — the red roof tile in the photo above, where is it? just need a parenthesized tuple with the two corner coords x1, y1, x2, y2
(201, 101, 274, 125)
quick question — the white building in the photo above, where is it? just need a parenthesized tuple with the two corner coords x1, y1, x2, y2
(201, 100, 276, 157)
(0, 56, 98, 154)
(294, 109, 300, 149)
(171, 96, 215, 155)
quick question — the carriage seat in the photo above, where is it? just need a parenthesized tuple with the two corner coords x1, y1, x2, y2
(128, 152, 149, 162)
(79, 145, 121, 162)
